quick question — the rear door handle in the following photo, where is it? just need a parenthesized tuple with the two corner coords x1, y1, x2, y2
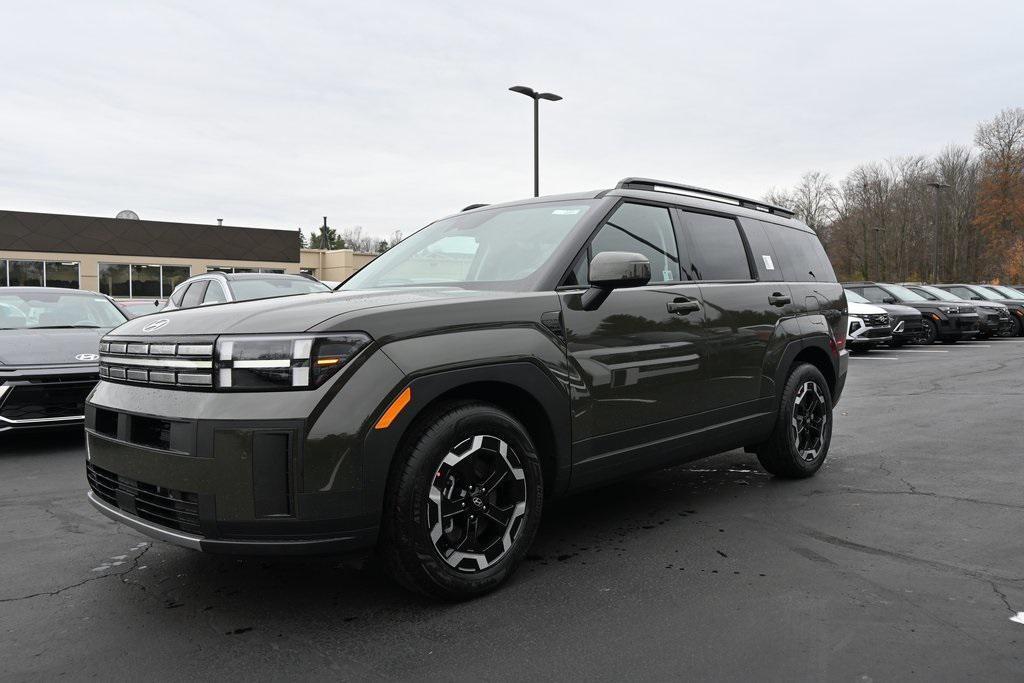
(768, 292, 791, 307)
(667, 299, 701, 315)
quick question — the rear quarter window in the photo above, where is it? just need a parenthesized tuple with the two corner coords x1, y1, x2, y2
(761, 221, 835, 282)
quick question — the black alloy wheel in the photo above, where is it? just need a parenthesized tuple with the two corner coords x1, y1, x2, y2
(427, 434, 528, 572)
(380, 401, 543, 600)
(922, 319, 939, 345)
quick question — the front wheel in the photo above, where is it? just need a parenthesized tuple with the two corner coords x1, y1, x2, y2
(380, 401, 544, 600)
(921, 319, 939, 345)
(756, 363, 833, 479)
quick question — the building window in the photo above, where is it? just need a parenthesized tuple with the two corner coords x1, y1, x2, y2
(163, 266, 190, 293)
(44, 262, 80, 288)
(207, 266, 286, 274)
(0, 260, 80, 288)
(99, 263, 191, 298)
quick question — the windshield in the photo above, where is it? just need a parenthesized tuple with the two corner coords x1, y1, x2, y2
(918, 285, 960, 302)
(343, 201, 596, 290)
(844, 290, 870, 304)
(0, 291, 127, 330)
(988, 285, 1024, 300)
(884, 284, 927, 302)
(230, 278, 331, 301)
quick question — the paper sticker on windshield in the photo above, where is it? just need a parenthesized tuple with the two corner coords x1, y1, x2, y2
(552, 209, 582, 215)
(762, 255, 775, 271)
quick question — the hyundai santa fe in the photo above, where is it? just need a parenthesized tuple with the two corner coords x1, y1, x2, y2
(85, 178, 848, 599)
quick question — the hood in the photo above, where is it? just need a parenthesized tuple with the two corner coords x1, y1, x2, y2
(0, 327, 109, 366)
(847, 301, 887, 316)
(106, 287, 511, 337)
(876, 303, 923, 317)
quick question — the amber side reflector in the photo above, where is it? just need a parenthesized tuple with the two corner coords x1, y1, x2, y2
(375, 387, 411, 430)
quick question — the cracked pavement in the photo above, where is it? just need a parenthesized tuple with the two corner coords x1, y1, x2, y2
(2, 339, 1024, 679)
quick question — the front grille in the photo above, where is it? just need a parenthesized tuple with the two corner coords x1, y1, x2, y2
(87, 462, 201, 534)
(99, 336, 216, 389)
(0, 380, 95, 421)
(862, 314, 890, 327)
(864, 327, 891, 338)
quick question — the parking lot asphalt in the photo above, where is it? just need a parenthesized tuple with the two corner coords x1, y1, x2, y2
(2, 339, 1024, 681)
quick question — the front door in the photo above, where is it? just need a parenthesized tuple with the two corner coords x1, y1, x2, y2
(560, 202, 709, 474)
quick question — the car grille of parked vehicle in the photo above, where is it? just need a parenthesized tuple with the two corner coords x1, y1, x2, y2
(0, 378, 94, 422)
(86, 462, 201, 535)
(99, 337, 215, 389)
(863, 313, 890, 327)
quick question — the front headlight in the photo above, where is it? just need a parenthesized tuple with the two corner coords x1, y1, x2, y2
(938, 305, 959, 315)
(214, 333, 371, 390)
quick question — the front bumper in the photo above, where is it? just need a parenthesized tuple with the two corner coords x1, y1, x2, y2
(936, 313, 980, 339)
(0, 365, 97, 432)
(83, 347, 406, 555)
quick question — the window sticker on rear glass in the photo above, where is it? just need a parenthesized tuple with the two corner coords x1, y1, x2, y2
(762, 255, 775, 270)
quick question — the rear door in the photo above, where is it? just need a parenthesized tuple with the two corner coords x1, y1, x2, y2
(677, 210, 788, 412)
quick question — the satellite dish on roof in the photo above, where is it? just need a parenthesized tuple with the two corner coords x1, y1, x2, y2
(115, 210, 140, 220)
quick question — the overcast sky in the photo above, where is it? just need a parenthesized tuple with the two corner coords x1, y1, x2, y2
(2, 1, 1021, 238)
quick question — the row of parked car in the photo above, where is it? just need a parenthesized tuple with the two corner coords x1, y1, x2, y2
(843, 281, 1024, 350)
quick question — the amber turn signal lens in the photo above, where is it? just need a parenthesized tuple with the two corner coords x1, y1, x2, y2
(375, 387, 411, 430)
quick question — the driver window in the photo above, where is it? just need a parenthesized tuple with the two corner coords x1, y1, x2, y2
(573, 203, 681, 286)
(859, 286, 888, 303)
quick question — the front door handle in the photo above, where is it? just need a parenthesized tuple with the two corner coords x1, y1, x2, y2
(768, 292, 791, 307)
(667, 299, 701, 315)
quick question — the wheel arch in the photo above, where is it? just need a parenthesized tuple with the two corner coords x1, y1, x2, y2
(362, 362, 572, 518)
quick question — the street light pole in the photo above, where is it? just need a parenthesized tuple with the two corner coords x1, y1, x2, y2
(927, 180, 949, 282)
(509, 85, 562, 197)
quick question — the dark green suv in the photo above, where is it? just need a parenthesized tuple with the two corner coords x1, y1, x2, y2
(85, 178, 848, 599)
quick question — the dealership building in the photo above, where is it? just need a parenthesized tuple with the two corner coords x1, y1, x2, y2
(0, 209, 376, 298)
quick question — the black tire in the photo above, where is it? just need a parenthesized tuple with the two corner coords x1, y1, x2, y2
(922, 319, 939, 345)
(756, 363, 833, 479)
(380, 401, 544, 600)
(1014, 318, 1024, 337)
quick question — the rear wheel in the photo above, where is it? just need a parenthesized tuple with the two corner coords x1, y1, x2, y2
(380, 401, 543, 600)
(756, 363, 833, 479)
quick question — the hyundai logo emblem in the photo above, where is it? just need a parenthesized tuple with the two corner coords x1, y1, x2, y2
(142, 318, 170, 332)
(75, 353, 100, 361)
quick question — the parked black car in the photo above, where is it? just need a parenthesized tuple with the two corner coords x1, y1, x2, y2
(163, 272, 331, 311)
(902, 284, 1014, 339)
(85, 178, 848, 599)
(934, 284, 1024, 337)
(843, 282, 978, 344)
(0, 287, 127, 432)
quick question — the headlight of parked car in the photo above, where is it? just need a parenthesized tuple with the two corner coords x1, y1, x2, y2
(938, 305, 959, 315)
(214, 333, 370, 390)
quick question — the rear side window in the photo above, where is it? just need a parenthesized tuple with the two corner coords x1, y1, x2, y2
(679, 212, 751, 281)
(203, 281, 228, 305)
(170, 285, 187, 307)
(588, 203, 681, 283)
(738, 218, 783, 282)
(180, 281, 207, 308)
(762, 222, 833, 282)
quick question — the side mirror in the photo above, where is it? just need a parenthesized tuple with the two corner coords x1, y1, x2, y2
(972, 296, 982, 300)
(581, 251, 651, 310)
(882, 297, 896, 304)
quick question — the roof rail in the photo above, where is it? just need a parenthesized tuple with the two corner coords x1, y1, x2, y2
(461, 203, 489, 212)
(615, 178, 795, 218)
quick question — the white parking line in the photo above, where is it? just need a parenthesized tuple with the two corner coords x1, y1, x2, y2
(851, 356, 898, 360)
(894, 350, 949, 353)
